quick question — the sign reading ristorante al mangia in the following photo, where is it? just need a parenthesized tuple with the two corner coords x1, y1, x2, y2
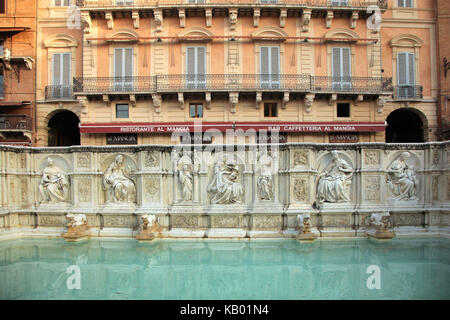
(80, 122, 386, 134)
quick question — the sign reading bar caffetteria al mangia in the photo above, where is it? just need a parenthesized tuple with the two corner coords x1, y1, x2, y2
(80, 122, 386, 134)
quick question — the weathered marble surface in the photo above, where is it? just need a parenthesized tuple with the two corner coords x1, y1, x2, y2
(0, 142, 449, 239)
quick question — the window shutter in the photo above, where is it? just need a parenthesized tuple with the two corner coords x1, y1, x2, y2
(52, 53, 61, 86)
(270, 47, 280, 75)
(397, 52, 408, 86)
(197, 47, 206, 75)
(114, 48, 123, 78)
(124, 48, 133, 78)
(405, 0, 413, 8)
(187, 47, 196, 76)
(332, 48, 342, 79)
(342, 48, 351, 80)
(260, 47, 269, 75)
(408, 52, 415, 86)
(62, 53, 71, 85)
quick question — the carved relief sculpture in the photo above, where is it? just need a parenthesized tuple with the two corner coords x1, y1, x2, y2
(258, 150, 274, 201)
(367, 212, 395, 239)
(136, 214, 162, 241)
(177, 151, 193, 201)
(386, 152, 418, 201)
(297, 213, 317, 241)
(207, 157, 243, 204)
(103, 155, 136, 204)
(39, 157, 70, 203)
(315, 151, 353, 205)
(62, 213, 88, 241)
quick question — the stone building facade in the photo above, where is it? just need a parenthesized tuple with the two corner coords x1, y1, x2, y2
(437, 0, 450, 140)
(32, 0, 440, 147)
(0, 0, 37, 146)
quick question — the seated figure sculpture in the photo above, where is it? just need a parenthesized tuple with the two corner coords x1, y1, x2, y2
(386, 152, 418, 201)
(315, 151, 353, 205)
(39, 157, 70, 203)
(102, 155, 136, 204)
(207, 157, 243, 204)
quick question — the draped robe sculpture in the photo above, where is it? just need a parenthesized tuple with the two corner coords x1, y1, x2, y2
(386, 152, 418, 201)
(39, 157, 70, 203)
(103, 155, 136, 204)
(207, 158, 243, 204)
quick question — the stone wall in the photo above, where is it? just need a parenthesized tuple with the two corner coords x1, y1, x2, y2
(0, 142, 449, 240)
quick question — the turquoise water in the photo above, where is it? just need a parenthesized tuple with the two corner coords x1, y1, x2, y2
(0, 238, 449, 300)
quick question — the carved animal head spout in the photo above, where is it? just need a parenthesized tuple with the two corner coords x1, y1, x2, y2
(141, 214, 157, 230)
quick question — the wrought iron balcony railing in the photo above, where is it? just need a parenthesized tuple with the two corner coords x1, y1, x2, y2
(392, 86, 423, 100)
(45, 85, 75, 101)
(0, 115, 32, 132)
(312, 76, 393, 94)
(73, 74, 393, 95)
(76, 0, 388, 10)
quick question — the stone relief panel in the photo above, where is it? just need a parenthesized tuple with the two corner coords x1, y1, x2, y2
(207, 155, 243, 204)
(364, 150, 380, 166)
(103, 215, 133, 228)
(145, 151, 160, 168)
(321, 214, 352, 228)
(8, 153, 16, 171)
(20, 177, 28, 207)
(364, 176, 380, 201)
(172, 215, 199, 228)
(144, 177, 160, 202)
(19, 153, 27, 170)
(210, 215, 241, 228)
(393, 213, 423, 226)
(38, 214, 64, 227)
(38, 157, 71, 204)
(292, 176, 308, 202)
(314, 150, 354, 205)
(447, 176, 450, 201)
(432, 150, 440, 166)
(385, 152, 420, 201)
(76, 153, 91, 169)
(77, 178, 92, 203)
(252, 215, 282, 230)
(102, 154, 137, 204)
(257, 150, 276, 201)
(292, 150, 309, 167)
(432, 176, 439, 201)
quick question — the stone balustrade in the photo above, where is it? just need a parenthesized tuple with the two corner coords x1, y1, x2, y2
(0, 142, 449, 239)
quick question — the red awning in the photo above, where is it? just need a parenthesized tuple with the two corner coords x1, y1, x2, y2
(79, 122, 387, 134)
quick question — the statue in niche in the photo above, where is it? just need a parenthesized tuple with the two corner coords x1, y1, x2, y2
(177, 151, 193, 201)
(102, 155, 136, 204)
(314, 150, 353, 206)
(257, 150, 274, 201)
(39, 157, 70, 203)
(207, 157, 243, 204)
(386, 152, 418, 201)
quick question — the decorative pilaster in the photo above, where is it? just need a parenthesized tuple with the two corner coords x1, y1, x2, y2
(377, 96, 389, 114)
(329, 93, 337, 105)
(304, 93, 315, 113)
(205, 92, 211, 109)
(355, 94, 364, 105)
(229, 9, 238, 31)
(77, 96, 88, 115)
(326, 10, 334, 29)
(105, 12, 114, 29)
(152, 94, 162, 113)
(102, 94, 110, 106)
(282, 92, 289, 109)
(229, 92, 239, 113)
(253, 8, 260, 28)
(178, 93, 184, 110)
(205, 9, 212, 28)
(351, 11, 359, 29)
(80, 12, 91, 34)
(179, 9, 185, 28)
(256, 92, 263, 109)
(302, 9, 312, 32)
(154, 9, 163, 33)
(132, 11, 140, 29)
(280, 9, 287, 28)
(130, 94, 136, 107)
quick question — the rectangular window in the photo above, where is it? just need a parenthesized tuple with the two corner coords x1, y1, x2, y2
(114, 48, 133, 91)
(331, 0, 349, 6)
(0, 0, 6, 14)
(337, 103, 350, 118)
(189, 103, 203, 118)
(54, 0, 71, 6)
(397, 52, 416, 98)
(52, 53, 72, 99)
(264, 102, 278, 117)
(116, 104, 129, 119)
(186, 46, 206, 88)
(332, 47, 352, 91)
(116, 0, 134, 5)
(260, 46, 280, 88)
(398, 0, 413, 8)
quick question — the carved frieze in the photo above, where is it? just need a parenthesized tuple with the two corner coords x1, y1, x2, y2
(77, 153, 91, 168)
(252, 215, 282, 230)
(292, 150, 308, 166)
(364, 150, 379, 166)
(364, 176, 380, 201)
(78, 178, 91, 202)
(292, 177, 308, 202)
(145, 151, 160, 168)
(172, 215, 198, 228)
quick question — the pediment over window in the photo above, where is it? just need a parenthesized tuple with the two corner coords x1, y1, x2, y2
(43, 34, 78, 48)
(324, 29, 360, 42)
(178, 27, 214, 41)
(251, 27, 288, 41)
(105, 29, 139, 43)
(389, 34, 424, 48)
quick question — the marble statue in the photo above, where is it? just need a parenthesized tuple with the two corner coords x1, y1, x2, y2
(315, 151, 353, 205)
(297, 214, 312, 233)
(370, 212, 390, 232)
(258, 150, 274, 200)
(39, 157, 70, 203)
(207, 157, 243, 204)
(141, 214, 157, 230)
(102, 155, 136, 204)
(386, 152, 418, 201)
(177, 151, 193, 201)
(66, 213, 87, 228)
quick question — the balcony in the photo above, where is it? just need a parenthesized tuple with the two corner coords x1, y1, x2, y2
(73, 74, 393, 96)
(0, 115, 32, 132)
(77, 0, 388, 10)
(45, 85, 75, 101)
(392, 86, 423, 101)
